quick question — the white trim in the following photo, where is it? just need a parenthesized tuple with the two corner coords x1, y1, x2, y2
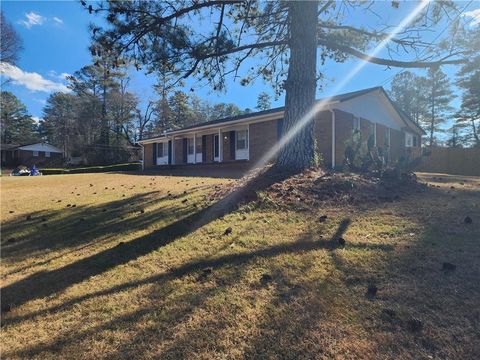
(139, 143, 145, 171)
(156, 142, 169, 165)
(247, 123, 250, 161)
(218, 129, 223, 162)
(171, 136, 175, 164)
(193, 133, 196, 164)
(235, 127, 249, 160)
(138, 101, 341, 144)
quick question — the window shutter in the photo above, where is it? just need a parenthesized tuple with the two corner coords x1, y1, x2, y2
(152, 143, 157, 165)
(168, 140, 172, 164)
(182, 138, 188, 163)
(230, 131, 236, 160)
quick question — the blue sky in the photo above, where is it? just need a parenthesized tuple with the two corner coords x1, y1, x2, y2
(1, 0, 479, 127)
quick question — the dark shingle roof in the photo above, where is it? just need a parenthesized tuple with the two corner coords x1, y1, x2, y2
(141, 86, 424, 140)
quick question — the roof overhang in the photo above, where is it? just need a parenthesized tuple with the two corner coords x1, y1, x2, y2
(139, 100, 341, 144)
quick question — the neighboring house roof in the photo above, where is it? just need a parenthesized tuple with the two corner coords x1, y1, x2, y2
(17, 143, 63, 153)
(139, 86, 425, 143)
(0, 143, 21, 151)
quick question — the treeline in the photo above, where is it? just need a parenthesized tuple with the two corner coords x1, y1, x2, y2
(389, 29, 479, 148)
(1, 56, 272, 165)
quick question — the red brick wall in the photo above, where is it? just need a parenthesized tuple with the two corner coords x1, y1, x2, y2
(205, 134, 214, 163)
(222, 131, 232, 161)
(314, 110, 332, 167)
(390, 129, 404, 161)
(334, 110, 354, 166)
(174, 139, 184, 165)
(376, 123, 386, 150)
(249, 119, 278, 164)
(144, 143, 154, 168)
(360, 118, 374, 141)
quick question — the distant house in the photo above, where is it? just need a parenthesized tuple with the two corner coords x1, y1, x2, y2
(0, 142, 63, 167)
(139, 87, 425, 170)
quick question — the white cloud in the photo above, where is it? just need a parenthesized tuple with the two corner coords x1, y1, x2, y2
(463, 8, 480, 27)
(53, 16, 64, 25)
(0, 62, 70, 93)
(48, 70, 71, 81)
(18, 11, 46, 29)
(32, 116, 42, 124)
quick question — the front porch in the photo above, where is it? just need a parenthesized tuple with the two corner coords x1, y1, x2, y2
(149, 124, 250, 167)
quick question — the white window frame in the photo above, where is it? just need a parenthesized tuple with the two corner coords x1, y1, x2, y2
(156, 142, 169, 165)
(33, 151, 39, 157)
(45, 151, 51, 158)
(195, 136, 203, 163)
(235, 128, 249, 160)
(405, 133, 413, 148)
(353, 117, 360, 132)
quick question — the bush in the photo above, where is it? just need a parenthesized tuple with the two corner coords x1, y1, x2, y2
(40, 163, 141, 175)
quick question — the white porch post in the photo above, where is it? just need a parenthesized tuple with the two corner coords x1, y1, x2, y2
(193, 133, 196, 164)
(218, 129, 223, 162)
(247, 124, 250, 161)
(171, 136, 175, 164)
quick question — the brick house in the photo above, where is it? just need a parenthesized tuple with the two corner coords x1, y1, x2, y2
(1, 142, 63, 167)
(139, 87, 424, 171)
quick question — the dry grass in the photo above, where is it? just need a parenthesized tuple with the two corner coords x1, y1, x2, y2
(1, 171, 479, 359)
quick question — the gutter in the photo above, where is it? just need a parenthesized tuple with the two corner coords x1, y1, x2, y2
(139, 100, 339, 144)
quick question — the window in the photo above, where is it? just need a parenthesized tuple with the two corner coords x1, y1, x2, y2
(195, 137, 202, 154)
(412, 136, 417, 147)
(187, 138, 194, 154)
(353, 117, 360, 132)
(236, 130, 248, 150)
(33, 151, 39, 157)
(45, 151, 51, 157)
(157, 143, 165, 157)
(405, 133, 413, 147)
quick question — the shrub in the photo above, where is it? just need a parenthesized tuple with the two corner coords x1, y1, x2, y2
(40, 163, 141, 175)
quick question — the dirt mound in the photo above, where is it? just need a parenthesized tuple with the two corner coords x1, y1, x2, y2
(207, 167, 423, 211)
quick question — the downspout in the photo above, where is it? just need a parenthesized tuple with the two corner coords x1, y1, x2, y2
(329, 108, 336, 169)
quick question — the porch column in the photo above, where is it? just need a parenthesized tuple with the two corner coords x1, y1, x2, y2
(218, 129, 223, 162)
(172, 136, 175, 164)
(193, 133, 196, 164)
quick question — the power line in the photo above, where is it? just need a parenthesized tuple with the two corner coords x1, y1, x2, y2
(379, 0, 473, 88)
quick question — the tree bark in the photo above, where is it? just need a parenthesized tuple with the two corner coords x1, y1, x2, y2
(276, 1, 318, 174)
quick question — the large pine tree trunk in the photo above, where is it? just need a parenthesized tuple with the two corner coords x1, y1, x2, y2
(276, 1, 318, 174)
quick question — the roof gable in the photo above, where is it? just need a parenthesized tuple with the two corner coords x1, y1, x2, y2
(18, 143, 63, 153)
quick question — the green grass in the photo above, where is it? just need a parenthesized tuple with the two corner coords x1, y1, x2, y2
(1, 171, 479, 359)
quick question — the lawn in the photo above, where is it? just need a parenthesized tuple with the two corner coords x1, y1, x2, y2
(1, 171, 479, 359)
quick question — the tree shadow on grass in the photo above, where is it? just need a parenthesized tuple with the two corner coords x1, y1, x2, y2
(1, 190, 198, 263)
(4, 218, 354, 359)
(0, 167, 286, 312)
